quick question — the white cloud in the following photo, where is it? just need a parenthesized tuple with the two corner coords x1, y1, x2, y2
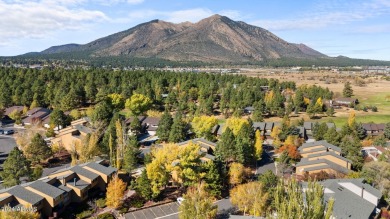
(0, 0, 108, 45)
(251, 0, 390, 31)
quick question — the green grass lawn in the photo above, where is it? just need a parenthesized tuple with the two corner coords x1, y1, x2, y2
(320, 114, 390, 127)
(355, 93, 390, 113)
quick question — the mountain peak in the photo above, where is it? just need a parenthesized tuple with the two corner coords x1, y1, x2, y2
(40, 15, 326, 62)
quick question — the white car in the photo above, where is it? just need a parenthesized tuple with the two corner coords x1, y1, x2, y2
(177, 197, 185, 205)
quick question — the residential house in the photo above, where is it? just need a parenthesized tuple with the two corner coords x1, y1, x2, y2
(125, 116, 161, 136)
(253, 122, 266, 136)
(362, 123, 386, 136)
(264, 122, 274, 139)
(22, 107, 52, 126)
(362, 146, 387, 161)
(2, 106, 24, 119)
(333, 97, 358, 107)
(50, 118, 92, 152)
(310, 178, 382, 219)
(0, 161, 116, 218)
(296, 140, 352, 176)
(177, 138, 216, 162)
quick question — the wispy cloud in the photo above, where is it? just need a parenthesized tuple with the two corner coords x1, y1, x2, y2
(251, 0, 390, 31)
(0, 0, 108, 45)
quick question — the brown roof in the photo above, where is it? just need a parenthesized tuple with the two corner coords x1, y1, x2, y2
(143, 117, 161, 125)
(4, 106, 24, 116)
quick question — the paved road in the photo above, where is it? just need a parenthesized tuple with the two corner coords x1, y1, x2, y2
(256, 146, 276, 175)
(125, 198, 234, 219)
(0, 136, 17, 155)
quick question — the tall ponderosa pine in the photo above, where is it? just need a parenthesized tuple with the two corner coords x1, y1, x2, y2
(235, 123, 255, 165)
(216, 127, 236, 163)
(339, 135, 364, 171)
(204, 161, 222, 198)
(134, 170, 153, 201)
(24, 133, 52, 165)
(0, 148, 31, 187)
(123, 135, 140, 174)
(168, 113, 186, 143)
(156, 111, 173, 142)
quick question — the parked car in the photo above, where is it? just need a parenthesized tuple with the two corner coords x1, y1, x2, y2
(4, 130, 14, 135)
(177, 197, 185, 205)
(0, 130, 3, 134)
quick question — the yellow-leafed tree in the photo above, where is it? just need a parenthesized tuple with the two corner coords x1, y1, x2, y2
(179, 182, 217, 219)
(0, 210, 40, 219)
(229, 162, 249, 186)
(254, 130, 263, 160)
(146, 144, 180, 198)
(348, 110, 356, 128)
(106, 174, 127, 209)
(231, 181, 269, 216)
(225, 117, 249, 136)
(191, 116, 218, 138)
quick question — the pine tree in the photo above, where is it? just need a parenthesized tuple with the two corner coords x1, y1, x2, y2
(204, 161, 222, 198)
(123, 135, 140, 174)
(134, 170, 153, 201)
(156, 111, 173, 142)
(384, 123, 390, 140)
(130, 117, 142, 135)
(216, 127, 236, 163)
(343, 81, 353, 97)
(324, 127, 341, 146)
(355, 122, 367, 140)
(24, 133, 52, 165)
(235, 123, 255, 165)
(168, 113, 186, 143)
(339, 135, 364, 170)
(0, 148, 31, 187)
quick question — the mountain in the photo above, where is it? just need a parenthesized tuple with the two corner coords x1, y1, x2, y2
(41, 14, 326, 63)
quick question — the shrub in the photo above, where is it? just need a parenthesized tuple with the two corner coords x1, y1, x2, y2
(129, 195, 144, 208)
(76, 210, 93, 219)
(96, 198, 106, 208)
(362, 106, 368, 112)
(372, 106, 378, 112)
(97, 213, 115, 219)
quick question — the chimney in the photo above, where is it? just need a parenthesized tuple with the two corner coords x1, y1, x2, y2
(73, 178, 76, 186)
(62, 177, 66, 186)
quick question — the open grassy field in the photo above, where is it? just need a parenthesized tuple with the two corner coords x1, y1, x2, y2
(241, 69, 390, 126)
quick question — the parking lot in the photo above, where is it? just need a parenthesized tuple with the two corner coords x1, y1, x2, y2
(125, 202, 180, 219)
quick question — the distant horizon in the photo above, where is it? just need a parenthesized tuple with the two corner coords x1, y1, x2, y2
(1, 0, 390, 61)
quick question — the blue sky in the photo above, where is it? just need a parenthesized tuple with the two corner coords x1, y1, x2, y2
(1, 0, 390, 60)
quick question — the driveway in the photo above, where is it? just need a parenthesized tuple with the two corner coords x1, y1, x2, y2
(255, 146, 276, 175)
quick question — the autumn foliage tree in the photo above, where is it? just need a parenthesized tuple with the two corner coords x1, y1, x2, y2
(106, 174, 127, 209)
(179, 182, 217, 219)
(125, 93, 152, 116)
(254, 130, 263, 160)
(231, 181, 269, 216)
(277, 144, 300, 161)
(225, 117, 249, 136)
(191, 116, 218, 139)
(229, 162, 250, 186)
